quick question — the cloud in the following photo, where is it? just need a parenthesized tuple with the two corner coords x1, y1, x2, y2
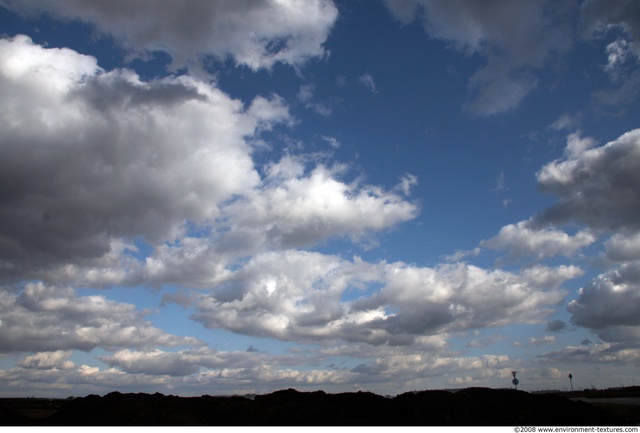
(223, 157, 419, 249)
(192, 252, 577, 346)
(100, 349, 204, 376)
(537, 342, 640, 366)
(535, 129, 640, 232)
(297, 84, 332, 115)
(580, 0, 640, 59)
(383, 0, 575, 115)
(20, 351, 75, 370)
(0, 344, 513, 397)
(545, 320, 567, 333)
(2, 0, 339, 71)
(550, 113, 582, 131)
(568, 263, 640, 330)
(579, 0, 640, 109)
(604, 39, 633, 82)
(0, 282, 198, 353)
(466, 334, 506, 348)
(481, 220, 595, 261)
(0, 35, 296, 282)
(358, 73, 378, 93)
(397, 174, 419, 196)
(513, 336, 556, 348)
(604, 232, 640, 263)
(322, 135, 341, 149)
(0, 36, 421, 291)
(527, 128, 640, 351)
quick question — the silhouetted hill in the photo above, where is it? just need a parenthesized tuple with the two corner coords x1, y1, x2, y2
(3, 387, 637, 426)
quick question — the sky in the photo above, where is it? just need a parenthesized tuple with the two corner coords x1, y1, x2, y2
(0, 0, 639, 398)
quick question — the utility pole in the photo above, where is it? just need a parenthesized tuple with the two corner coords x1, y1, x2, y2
(568, 373, 574, 396)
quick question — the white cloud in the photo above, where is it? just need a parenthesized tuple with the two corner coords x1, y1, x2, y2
(322, 135, 341, 149)
(192, 252, 576, 346)
(481, 220, 595, 261)
(0, 282, 198, 353)
(20, 351, 75, 370)
(3, 0, 339, 71)
(224, 157, 419, 248)
(513, 336, 556, 348)
(397, 174, 419, 196)
(358, 73, 378, 93)
(550, 113, 582, 131)
(297, 84, 332, 116)
(0, 36, 420, 292)
(604, 39, 632, 82)
(466, 334, 506, 348)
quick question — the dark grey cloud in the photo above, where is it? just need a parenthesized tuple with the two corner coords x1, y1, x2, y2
(537, 342, 640, 366)
(579, 0, 640, 110)
(568, 263, 640, 330)
(1, 0, 339, 71)
(580, 0, 640, 46)
(546, 320, 567, 333)
(535, 130, 640, 232)
(530, 130, 640, 347)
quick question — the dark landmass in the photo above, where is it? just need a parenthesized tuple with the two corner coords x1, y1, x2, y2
(1, 386, 639, 426)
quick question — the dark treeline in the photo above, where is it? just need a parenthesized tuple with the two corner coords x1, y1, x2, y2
(2, 386, 639, 426)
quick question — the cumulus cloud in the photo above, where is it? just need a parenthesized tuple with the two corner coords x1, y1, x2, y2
(529, 129, 640, 347)
(1, 344, 514, 397)
(0, 36, 419, 291)
(568, 263, 640, 330)
(545, 320, 567, 333)
(355, 263, 579, 342)
(535, 129, 640, 231)
(2, 0, 339, 71)
(383, 0, 574, 115)
(0, 282, 198, 353)
(192, 252, 578, 346)
(0, 35, 289, 281)
(481, 220, 595, 261)
(20, 351, 75, 370)
(224, 157, 419, 249)
(604, 232, 640, 263)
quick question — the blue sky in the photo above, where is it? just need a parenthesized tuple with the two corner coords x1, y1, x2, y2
(1, 0, 639, 397)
